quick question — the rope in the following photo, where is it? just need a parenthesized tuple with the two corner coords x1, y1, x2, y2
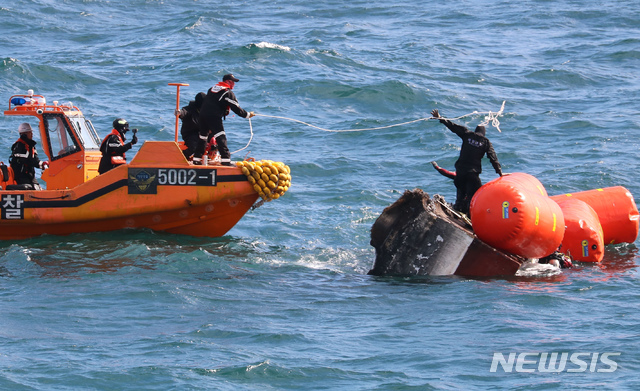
(254, 113, 429, 132)
(476, 100, 506, 132)
(252, 101, 506, 133)
(230, 117, 254, 155)
(229, 102, 506, 153)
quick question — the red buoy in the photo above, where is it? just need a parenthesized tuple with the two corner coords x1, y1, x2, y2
(470, 173, 565, 259)
(550, 187, 639, 244)
(555, 198, 604, 262)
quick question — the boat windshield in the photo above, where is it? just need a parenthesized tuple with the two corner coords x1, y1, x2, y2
(67, 114, 101, 150)
(42, 113, 81, 160)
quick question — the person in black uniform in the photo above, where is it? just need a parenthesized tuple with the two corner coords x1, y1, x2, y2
(196, 74, 255, 166)
(431, 109, 502, 215)
(176, 92, 206, 159)
(10, 123, 49, 190)
(98, 118, 137, 174)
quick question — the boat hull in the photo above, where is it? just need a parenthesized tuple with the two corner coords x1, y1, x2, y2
(369, 189, 524, 277)
(0, 142, 259, 240)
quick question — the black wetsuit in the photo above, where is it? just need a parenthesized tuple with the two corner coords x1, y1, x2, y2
(179, 92, 205, 158)
(197, 82, 250, 165)
(10, 135, 43, 188)
(439, 119, 502, 214)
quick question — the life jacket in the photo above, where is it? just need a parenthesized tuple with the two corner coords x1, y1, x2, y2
(210, 81, 233, 117)
(12, 137, 36, 160)
(9, 137, 38, 172)
(8, 137, 39, 187)
(100, 129, 126, 165)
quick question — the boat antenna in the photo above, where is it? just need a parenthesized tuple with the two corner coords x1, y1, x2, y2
(168, 83, 189, 142)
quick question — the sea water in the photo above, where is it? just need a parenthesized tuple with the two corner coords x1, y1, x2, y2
(1, 0, 639, 389)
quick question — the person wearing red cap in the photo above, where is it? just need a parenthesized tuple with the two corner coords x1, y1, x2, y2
(195, 74, 255, 166)
(9, 123, 49, 190)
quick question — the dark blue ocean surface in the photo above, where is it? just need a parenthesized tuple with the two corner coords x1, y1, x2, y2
(1, 0, 640, 389)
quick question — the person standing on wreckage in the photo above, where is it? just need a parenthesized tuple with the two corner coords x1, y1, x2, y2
(430, 108, 503, 216)
(195, 74, 255, 166)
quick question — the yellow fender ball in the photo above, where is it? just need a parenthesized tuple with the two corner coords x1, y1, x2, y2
(267, 181, 277, 189)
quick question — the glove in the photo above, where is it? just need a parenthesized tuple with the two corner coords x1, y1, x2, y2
(40, 161, 49, 170)
(131, 134, 138, 145)
(431, 109, 440, 119)
(248, 111, 255, 118)
(175, 109, 181, 116)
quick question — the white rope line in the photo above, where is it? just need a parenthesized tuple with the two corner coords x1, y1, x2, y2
(230, 117, 254, 155)
(229, 102, 506, 153)
(477, 100, 506, 132)
(252, 101, 506, 133)
(254, 113, 429, 132)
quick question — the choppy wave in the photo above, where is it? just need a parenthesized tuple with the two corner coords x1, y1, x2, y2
(1, 0, 640, 389)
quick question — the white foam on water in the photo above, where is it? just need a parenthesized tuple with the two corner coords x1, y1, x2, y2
(255, 42, 292, 51)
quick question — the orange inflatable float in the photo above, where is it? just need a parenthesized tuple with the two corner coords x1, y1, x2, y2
(554, 198, 604, 262)
(470, 173, 565, 259)
(550, 187, 639, 244)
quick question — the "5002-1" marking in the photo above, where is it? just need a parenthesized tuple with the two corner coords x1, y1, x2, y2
(157, 168, 217, 186)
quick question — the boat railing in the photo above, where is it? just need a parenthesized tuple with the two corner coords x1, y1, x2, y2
(7, 94, 81, 114)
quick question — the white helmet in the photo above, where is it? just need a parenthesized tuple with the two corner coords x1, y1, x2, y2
(18, 123, 33, 134)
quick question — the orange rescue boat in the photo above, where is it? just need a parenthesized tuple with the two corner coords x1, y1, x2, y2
(1, 91, 290, 240)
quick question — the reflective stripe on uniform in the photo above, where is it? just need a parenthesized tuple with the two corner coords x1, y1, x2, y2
(224, 97, 239, 107)
(220, 158, 231, 163)
(199, 134, 208, 140)
(213, 131, 225, 139)
(13, 152, 29, 158)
